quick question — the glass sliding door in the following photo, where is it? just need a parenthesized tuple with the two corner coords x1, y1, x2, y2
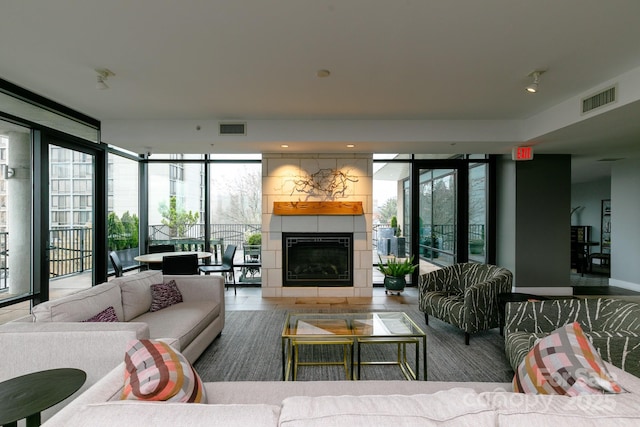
(48, 144, 95, 292)
(418, 168, 458, 267)
(0, 120, 33, 306)
(372, 157, 412, 284)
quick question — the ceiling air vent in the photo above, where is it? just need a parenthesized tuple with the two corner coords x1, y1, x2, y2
(219, 122, 246, 135)
(581, 85, 617, 115)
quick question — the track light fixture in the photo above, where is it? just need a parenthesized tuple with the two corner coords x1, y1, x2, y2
(525, 70, 545, 93)
(95, 69, 115, 90)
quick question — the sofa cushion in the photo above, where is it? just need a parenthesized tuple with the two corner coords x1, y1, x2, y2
(32, 282, 123, 322)
(60, 402, 281, 427)
(122, 339, 206, 403)
(513, 322, 625, 396)
(116, 271, 162, 321)
(279, 388, 497, 427)
(150, 280, 183, 312)
(132, 300, 220, 351)
(483, 391, 640, 426)
(82, 306, 119, 322)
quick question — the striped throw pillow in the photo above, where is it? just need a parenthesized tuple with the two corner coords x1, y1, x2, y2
(513, 322, 625, 396)
(82, 305, 119, 322)
(121, 339, 207, 403)
(150, 280, 183, 312)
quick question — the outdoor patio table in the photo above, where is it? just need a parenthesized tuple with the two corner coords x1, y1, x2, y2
(134, 251, 212, 264)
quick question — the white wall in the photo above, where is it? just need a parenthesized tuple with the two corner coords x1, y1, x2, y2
(571, 177, 610, 244)
(610, 159, 640, 291)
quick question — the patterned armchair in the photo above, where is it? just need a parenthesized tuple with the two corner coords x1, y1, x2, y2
(504, 298, 640, 377)
(418, 263, 513, 345)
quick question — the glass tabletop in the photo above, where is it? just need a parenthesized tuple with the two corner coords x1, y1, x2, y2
(282, 312, 425, 339)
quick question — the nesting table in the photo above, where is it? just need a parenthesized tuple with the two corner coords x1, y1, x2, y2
(281, 312, 426, 381)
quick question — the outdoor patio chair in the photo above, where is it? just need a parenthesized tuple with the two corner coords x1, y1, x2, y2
(199, 244, 237, 294)
(109, 251, 124, 277)
(162, 253, 199, 275)
(148, 244, 176, 270)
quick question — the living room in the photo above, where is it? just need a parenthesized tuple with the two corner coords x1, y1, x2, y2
(2, 1, 640, 425)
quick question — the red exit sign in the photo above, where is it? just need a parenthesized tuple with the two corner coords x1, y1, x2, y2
(512, 146, 534, 161)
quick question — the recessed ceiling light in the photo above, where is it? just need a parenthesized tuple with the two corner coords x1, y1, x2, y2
(316, 69, 331, 78)
(281, 144, 289, 148)
(346, 144, 355, 148)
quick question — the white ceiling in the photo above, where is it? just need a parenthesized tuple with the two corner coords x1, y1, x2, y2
(2, 0, 640, 182)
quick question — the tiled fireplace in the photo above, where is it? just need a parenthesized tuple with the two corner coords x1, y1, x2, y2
(282, 232, 354, 287)
(261, 153, 373, 298)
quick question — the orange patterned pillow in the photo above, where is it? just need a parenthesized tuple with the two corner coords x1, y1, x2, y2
(513, 322, 625, 396)
(121, 339, 207, 403)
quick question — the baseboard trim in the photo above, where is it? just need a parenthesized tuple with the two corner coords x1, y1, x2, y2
(513, 286, 574, 296)
(609, 279, 640, 293)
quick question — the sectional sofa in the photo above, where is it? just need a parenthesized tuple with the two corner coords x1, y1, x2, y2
(504, 297, 640, 377)
(0, 270, 225, 420)
(44, 359, 640, 426)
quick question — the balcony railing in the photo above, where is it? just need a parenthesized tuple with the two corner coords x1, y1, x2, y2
(0, 222, 482, 288)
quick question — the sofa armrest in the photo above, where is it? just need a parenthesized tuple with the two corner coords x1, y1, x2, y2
(0, 322, 149, 423)
(164, 274, 225, 306)
(0, 322, 149, 383)
(462, 277, 511, 331)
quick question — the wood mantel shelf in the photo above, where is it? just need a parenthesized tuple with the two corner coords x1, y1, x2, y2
(273, 201, 364, 216)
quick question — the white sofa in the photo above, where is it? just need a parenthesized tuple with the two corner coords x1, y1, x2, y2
(0, 271, 224, 420)
(44, 361, 640, 426)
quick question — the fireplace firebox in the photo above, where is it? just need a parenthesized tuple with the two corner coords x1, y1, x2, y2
(282, 232, 353, 287)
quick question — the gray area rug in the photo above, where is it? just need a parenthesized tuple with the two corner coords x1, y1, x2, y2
(194, 309, 514, 383)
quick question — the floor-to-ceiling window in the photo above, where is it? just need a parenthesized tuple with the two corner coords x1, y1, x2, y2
(142, 154, 262, 274)
(469, 160, 488, 263)
(107, 150, 140, 273)
(208, 154, 262, 281)
(0, 120, 32, 306)
(147, 155, 205, 251)
(0, 80, 102, 312)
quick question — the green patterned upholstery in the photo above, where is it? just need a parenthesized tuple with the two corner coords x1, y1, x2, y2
(504, 298, 640, 377)
(418, 263, 513, 344)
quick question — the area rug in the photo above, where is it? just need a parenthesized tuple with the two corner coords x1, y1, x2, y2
(194, 309, 515, 383)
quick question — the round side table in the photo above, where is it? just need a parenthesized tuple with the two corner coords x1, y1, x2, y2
(0, 368, 86, 427)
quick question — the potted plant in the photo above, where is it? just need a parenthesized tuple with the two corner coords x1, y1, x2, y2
(377, 255, 418, 295)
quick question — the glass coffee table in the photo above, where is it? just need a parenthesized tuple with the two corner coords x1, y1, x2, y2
(282, 312, 426, 381)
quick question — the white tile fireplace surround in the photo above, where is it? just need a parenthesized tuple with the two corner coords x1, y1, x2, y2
(261, 153, 373, 298)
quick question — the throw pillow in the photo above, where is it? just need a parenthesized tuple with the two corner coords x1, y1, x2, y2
(149, 280, 183, 312)
(82, 305, 119, 322)
(513, 321, 625, 396)
(121, 339, 207, 403)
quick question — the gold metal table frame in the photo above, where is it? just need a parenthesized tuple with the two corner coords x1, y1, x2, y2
(281, 312, 427, 381)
